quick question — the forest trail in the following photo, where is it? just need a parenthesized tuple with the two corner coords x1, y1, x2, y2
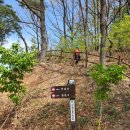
(0, 62, 130, 130)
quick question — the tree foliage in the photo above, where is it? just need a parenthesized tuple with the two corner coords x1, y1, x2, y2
(90, 63, 126, 130)
(91, 64, 126, 101)
(109, 15, 130, 51)
(57, 34, 86, 52)
(0, 2, 21, 44)
(0, 43, 36, 104)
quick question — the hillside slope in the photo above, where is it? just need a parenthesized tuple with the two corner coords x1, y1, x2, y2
(0, 63, 130, 130)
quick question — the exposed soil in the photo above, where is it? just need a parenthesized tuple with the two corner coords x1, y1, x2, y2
(0, 60, 130, 130)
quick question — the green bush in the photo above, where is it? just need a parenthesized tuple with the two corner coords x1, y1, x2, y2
(0, 43, 37, 104)
(91, 64, 126, 101)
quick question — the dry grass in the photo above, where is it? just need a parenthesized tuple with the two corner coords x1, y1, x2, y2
(0, 61, 130, 130)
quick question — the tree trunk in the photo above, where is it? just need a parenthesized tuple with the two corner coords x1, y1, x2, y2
(85, 0, 88, 67)
(19, 32, 28, 52)
(16, 30, 28, 52)
(108, 37, 114, 60)
(100, 0, 107, 64)
(78, 0, 88, 67)
(39, 0, 47, 61)
(71, 0, 74, 46)
(93, 0, 96, 37)
(126, 0, 130, 14)
(92, 0, 98, 51)
(119, 0, 123, 18)
(36, 17, 40, 51)
(118, 0, 123, 51)
(97, 0, 100, 52)
(62, 0, 67, 47)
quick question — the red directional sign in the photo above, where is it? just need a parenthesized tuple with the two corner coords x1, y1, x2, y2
(51, 93, 71, 98)
(51, 85, 75, 98)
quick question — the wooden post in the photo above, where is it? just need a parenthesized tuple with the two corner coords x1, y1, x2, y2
(54, 50, 57, 62)
(118, 55, 121, 65)
(70, 99, 77, 130)
(85, 51, 88, 68)
(60, 49, 63, 63)
(50, 49, 52, 61)
(68, 80, 77, 130)
(72, 52, 75, 66)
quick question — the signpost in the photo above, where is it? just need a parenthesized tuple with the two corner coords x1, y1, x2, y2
(51, 79, 77, 130)
(68, 80, 77, 130)
(70, 100, 76, 122)
(51, 85, 75, 98)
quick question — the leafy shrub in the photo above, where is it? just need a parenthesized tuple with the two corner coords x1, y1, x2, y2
(0, 43, 37, 104)
(91, 64, 126, 101)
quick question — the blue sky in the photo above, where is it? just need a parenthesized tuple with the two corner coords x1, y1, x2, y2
(4, 0, 35, 48)
(3, 0, 124, 49)
(3, 0, 88, 49)
(4, 0, 59, 49)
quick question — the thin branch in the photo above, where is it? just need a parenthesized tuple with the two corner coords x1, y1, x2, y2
(18, 0, 40, 11)
(18, 20, 40, 28)
(47, 26, 61, 38)
(50, 0, 62, 36)
(47, 15, 63, 33)
(16, 0, 41, 19)
(0, 106, 16, 130)
(21, 22, 41, 39)
(107, 2, 127, 28)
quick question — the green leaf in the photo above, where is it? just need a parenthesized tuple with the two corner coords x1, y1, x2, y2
(0, 43, 36, 104)
(90, 64, 126, 101)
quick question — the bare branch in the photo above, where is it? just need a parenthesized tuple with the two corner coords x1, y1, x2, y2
(50, 0, 62, 36)
(18, 20, 40, 28)
(16, 0, 41, 19)
(107, 2, 127, 28)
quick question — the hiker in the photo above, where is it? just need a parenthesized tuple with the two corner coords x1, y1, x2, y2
(73, 47, 80, 64)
